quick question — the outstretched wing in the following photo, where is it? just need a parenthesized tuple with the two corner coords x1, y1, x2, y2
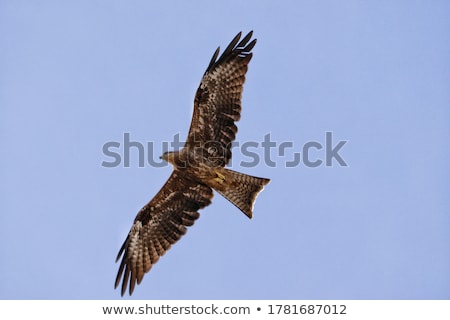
(185, 31, 256, 167)
(115, 171, 213, 296)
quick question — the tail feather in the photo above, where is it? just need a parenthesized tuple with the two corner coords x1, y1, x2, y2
(211, 168, 270, 218)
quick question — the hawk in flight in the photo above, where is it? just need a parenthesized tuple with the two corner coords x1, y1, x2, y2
(115, 31, 270, 296)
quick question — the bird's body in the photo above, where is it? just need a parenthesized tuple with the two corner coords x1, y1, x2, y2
(115, 31, 270, 296)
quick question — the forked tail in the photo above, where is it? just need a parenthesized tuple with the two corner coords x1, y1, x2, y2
(211, 168, 270, 218)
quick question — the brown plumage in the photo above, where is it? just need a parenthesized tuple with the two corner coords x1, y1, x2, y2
(115, 31, 270, 296)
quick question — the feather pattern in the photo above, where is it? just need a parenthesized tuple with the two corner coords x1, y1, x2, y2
(115, 171, 213, 296)
(186, 31, 256, 166)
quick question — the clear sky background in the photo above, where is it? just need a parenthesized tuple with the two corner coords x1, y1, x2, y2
(1, 1, 449, 300)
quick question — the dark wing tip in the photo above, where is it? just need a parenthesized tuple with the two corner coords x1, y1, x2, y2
(205, 31, 256, 73)
(115, 237, 127, 263)
(206, 47, 220, 71)
(237, 31, 253, 48)
(114, 235, 132, 296)
(114, 257, 127, 296)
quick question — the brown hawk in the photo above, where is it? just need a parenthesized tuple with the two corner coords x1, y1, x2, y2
(115, 31, 270, 296)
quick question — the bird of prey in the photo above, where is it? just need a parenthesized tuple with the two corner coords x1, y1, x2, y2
(115, 31, 270, 296)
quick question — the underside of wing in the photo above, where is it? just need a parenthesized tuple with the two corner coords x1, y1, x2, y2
(115, 171, 213, 296)
(186, 31, 257, 167)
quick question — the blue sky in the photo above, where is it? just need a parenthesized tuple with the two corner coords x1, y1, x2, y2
(1, 1, 449, 299)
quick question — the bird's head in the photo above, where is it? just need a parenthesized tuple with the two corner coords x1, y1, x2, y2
(160, 151, 176, 165)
